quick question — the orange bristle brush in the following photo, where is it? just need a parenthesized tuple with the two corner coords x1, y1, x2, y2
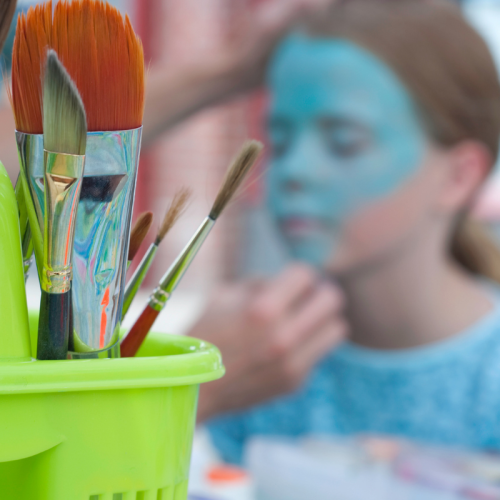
(12, 0, 145, 358)
(11, 0, 144, 134)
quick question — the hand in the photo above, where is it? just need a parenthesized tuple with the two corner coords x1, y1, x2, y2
(142, 0, 336, 146)
(191, 264, 347, 422)
(218, 0, 336, 94)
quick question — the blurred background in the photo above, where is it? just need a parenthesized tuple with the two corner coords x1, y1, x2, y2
(7, 0, 500, 334)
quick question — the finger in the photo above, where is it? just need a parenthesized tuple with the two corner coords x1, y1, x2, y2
(254, 0, 302, 33)
(289, 319, 348, 375)
(248, 264, 318, 326)
(268, 282, 344, 357)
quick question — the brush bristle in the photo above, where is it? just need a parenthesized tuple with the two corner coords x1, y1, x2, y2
(12, 0, 144, 134)
(209, 140, 263, 220)
(0, 0, 17, 53)
(43, 50, 87, 155)
(128, 211, 153, 262)
(155, 188, 191, 245)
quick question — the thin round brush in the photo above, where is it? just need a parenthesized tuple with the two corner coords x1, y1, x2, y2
(128, 211, 154, 266)
(120, 140, 263, 358)
(122, 188, 191, 319)
(37, 50, 87, 360)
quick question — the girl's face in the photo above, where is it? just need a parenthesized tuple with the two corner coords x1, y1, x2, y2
(266, 36, 434, 272)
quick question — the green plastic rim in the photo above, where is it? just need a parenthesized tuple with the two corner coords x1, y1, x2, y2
(0, 330, 224, 395)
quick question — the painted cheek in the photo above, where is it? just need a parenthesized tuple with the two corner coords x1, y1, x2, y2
(267, 132, 350, 221)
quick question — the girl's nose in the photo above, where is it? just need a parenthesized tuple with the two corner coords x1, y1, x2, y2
(278, 132, 324, 192)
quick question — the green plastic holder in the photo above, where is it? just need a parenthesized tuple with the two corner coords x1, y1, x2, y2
(0, 313, 224, 500)
(0, 162, 31, 361)
(0, 162, 225, 499)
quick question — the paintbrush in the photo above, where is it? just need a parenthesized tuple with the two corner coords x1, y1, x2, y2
(120, 140, 263, 357)
(37, 51, 86, 360)
(12, 0, 144, 358)
(128, 211, 154, 266)
(121, 188, 190, 319)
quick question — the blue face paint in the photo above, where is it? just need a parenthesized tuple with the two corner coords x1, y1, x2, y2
(266, 36, 428, 266)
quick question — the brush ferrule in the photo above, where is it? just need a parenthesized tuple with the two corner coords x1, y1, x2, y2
(151, 217, 215, 306)
(41, 150, 85, 294)
(122, 243, 158, 318)
(149, 286, 171, 312)
(42, 267, 72, 293)
(18, 129, 142, 353)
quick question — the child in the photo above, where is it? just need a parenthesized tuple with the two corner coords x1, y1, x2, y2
(202, 0, 500, 464)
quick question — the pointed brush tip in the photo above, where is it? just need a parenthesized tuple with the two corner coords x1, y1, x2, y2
(155, 188, 191, 245)
(209, 140, 264, 220)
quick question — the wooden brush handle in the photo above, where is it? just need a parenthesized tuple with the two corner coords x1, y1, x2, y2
(37, 290, 71, 360)
(120, 305, 160, 358)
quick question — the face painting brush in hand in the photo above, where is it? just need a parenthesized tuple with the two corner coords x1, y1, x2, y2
(12, 0, 145, 358)
(37, 51, 86, 360)
(128, 211, 154, 265)
(122, 188, 191, 319)
(121, 140, 263, 358)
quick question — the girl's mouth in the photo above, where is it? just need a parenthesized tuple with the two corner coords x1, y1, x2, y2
(279, 217, 326, 238)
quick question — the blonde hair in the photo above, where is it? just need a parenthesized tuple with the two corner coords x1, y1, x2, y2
(306, 0, 500, 280)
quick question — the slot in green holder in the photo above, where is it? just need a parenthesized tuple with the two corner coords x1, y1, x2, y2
(0, 312, 224, 499)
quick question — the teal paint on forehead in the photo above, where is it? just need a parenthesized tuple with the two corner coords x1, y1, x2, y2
(265, 35, 428, 267)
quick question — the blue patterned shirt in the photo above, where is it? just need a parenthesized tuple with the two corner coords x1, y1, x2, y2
(207, 281, 500, 464)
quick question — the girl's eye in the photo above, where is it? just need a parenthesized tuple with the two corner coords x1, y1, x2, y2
(318, 118, 372, 159)
(268, 118, 293, 158)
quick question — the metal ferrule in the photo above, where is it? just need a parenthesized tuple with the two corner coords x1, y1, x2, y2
(122, 243, 158, 319)
(41, 151, 85, 294)
(16, 128, 142, 355)
(148, 217, 215, 312)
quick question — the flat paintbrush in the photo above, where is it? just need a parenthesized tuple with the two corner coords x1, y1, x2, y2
(122, 188, 190, 319)
(37, 51, 86, 360)
(121, 140, 263, 357)
(12, 0, 145, 357)
(128, 211, 154, 267)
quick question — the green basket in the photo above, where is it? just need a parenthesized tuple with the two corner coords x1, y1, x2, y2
(0, 313, 224, 500)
